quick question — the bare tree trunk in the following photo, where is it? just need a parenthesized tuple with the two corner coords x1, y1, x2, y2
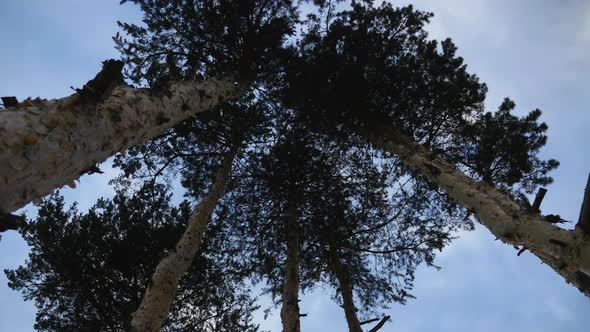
(328, 249, 363, 332)
(129, 148, 236, 332)
(356, 116, 590, 297)
(280, 201, 301, 332)
(0, 60, 242, 220)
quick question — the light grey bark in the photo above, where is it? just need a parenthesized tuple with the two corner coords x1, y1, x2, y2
(129, 149, 236, 332)
(280, 201, 301, 332)
(0, 60, 241, 218)
(357, 117, 590, 297)
(329, 249, 363, 332)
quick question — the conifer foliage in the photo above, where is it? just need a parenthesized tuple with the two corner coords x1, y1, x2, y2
(5, 187, 261, 331)
(4, 1, 586, 331)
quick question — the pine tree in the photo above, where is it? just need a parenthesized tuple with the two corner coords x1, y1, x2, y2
(208, 108, 466, 331)
(286, 0, 590, 297)
(130, 145, 238, 331)
(0, 0, 297, 218)
(2, 0, 589, 324)
(5, 187, 261, 331)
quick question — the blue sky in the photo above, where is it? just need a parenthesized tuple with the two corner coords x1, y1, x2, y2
(1, 1, 589, 331)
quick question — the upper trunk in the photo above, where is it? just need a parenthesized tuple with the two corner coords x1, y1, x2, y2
(280, 200, 301, 332)
(0, 60, 242, 219)
(129, 148, 236, 332)
(328, 248, 363, 332)
(355, 115, 590, 298)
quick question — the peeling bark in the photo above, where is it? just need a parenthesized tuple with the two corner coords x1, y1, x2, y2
(280, 201, 301, 332)
(129, 149, 236, 332)
(356, 116, 590, 298)
(329, 249, 363, 332)
(0, 60, 243, 219)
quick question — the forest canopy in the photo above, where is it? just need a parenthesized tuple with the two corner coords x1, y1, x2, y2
(2, 1, 585, 332)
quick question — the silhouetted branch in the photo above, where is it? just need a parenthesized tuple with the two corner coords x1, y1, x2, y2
(368, 316, 390, 332)
(359, 318, 380, 326)
(1, 96, 18, 108)
(0, 213, 23, 232)
(342, 238, 434, 255)
(532, 188, 547, 212)
(577, 174, 590, 234)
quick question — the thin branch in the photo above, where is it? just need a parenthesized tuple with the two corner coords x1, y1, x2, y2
(341, 238, 433, 255)
(532, 188, 547, 212)
(359, 318, 380, 326)
(349, 198, 411, 236)
(368, 316, 391, 332)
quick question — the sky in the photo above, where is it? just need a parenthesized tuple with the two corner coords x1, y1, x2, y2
(1, 0, 589, 331)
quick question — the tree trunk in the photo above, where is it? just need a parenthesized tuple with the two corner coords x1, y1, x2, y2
(129, 148, 236, 332)
(280, 200, 301, 332)
(328, 249, 363, 332)
(0, 60, 242, 220)
(354, 115, 590, 297)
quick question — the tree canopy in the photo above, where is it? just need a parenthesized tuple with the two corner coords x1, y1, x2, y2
(6, 187, 261, 331)
(4, 1, 580, 331)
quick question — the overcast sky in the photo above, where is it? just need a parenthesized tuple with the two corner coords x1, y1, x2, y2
(1, 1, 589, 331)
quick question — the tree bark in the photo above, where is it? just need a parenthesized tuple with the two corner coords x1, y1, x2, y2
(0, 60, 242, 220)
(129, 148, 236, 332)
(328, 249, 363, 332)
(355, 115, 590, 298)
(280, 200, 301, 332)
